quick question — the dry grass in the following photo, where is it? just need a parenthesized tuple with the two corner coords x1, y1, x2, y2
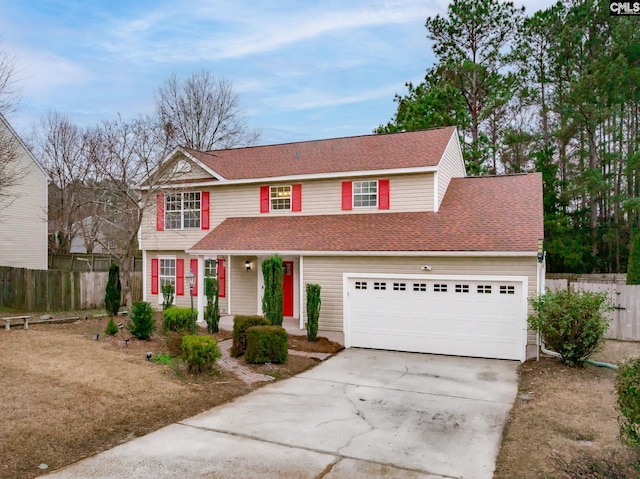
(494, 340, 640, 479)
(0, 315, 341, 479)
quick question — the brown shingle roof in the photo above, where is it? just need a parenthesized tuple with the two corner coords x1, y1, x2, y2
(183, 127, 456, 180)
(189, 174, 543, 253)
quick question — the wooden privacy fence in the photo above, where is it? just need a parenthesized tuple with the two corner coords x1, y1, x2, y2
(0, 266, 142, 311)
(546, 278, 640, 341)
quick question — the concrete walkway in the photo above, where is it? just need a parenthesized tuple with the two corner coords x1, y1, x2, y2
(45, 349, 518, 479)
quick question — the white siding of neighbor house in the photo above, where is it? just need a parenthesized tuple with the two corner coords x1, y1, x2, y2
(139, 169, 436, 251)
(143, 251, 229, 314)
(0, 117, 48, 270)
(436, 133, 466, 210)
(301, 255, 539, 355)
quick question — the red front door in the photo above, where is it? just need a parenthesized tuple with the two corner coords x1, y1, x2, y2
(283, 261, 294, 317)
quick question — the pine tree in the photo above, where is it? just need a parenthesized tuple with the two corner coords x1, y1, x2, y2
(105, 263, 121, 317)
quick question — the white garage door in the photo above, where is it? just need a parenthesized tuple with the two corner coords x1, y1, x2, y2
(345, 275, 527, 361)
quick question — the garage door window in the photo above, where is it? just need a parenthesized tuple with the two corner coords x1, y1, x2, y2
(374, 282, 386, 290)
(393, 282, 406, 291)
(500, 285, 515, 294)
(434, 283, 447, 292)
(477, 285, 492, 294)
(455, 284, 470, 293)
(355, 281, 368, 290)
(413, 283, 427, 292)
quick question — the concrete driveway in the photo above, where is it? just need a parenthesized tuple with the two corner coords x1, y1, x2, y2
(45, 349, 518, 479)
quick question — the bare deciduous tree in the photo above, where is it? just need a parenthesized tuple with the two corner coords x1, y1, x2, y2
(32, 110, 89, 252)
(155, 70, 260, 151)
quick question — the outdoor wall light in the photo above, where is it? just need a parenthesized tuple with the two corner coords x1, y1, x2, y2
(245, 260, 253, 272)
(537, 238, 544, 263)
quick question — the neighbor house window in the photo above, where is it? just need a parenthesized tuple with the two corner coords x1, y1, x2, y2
(165, 192, 201, 229)
(159, 258, 176, 298)
(270, 186, 291, 211)
(353, 180, 378, 208)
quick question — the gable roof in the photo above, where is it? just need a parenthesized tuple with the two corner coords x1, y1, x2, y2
(189, 173, 543, 254)
(0, 113, 51, 181)
(181, 126, 457, 181)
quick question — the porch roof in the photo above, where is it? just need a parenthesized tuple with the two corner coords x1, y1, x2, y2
(188, 174, 543, 254)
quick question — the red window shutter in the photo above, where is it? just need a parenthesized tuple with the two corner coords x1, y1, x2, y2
(292, 184, 302, 212)
(378, 179, 390, 210)
(217, 259, 226, 298)
(151, 259, 159, 295)
(156, 194, 164, 231)
(201, 191, 210, 230)
(260, 186, 270, 213)
(176, 259, 184, 296)
(190, 258, 198, 296)
(341, 181, 352, 210)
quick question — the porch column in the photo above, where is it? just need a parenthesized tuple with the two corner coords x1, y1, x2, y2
(197, 255, 205, 324)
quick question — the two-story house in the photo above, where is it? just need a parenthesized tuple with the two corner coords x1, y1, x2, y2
(0, 113, 49, 270)
(139, 126, 544, 361)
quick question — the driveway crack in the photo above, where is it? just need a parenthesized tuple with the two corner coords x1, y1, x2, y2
(337, 383, 374, 454)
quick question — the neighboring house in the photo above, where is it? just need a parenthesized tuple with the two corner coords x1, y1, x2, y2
(139, 127, 544, 361)
(0, 113, 49, 270)
(68, 216, 120, 254)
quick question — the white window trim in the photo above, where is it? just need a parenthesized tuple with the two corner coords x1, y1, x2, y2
(352, 180, 378, 209)
(158, 256, 176, 304)
(165, 191, 201, 230)
(204, 257, 218, 279)
(270, 185, 292, 212)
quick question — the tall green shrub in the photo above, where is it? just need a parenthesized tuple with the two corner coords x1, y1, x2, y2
(529, 289, 612, 366)
(205, 277, 220, 333)
(129, 301, 155, 340)
(261, 255, 284, 326)
(627, 233, 640, 285)
(306, 283, 321, 342)
(105, 263, 121, 317)
(615, 356, 640, 448)
(161, 282, 174, 310)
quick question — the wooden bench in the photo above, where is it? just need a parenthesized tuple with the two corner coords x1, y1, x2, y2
(3, 316, 30, 331)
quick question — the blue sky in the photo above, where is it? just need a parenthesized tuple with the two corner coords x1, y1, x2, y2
(1, 0, 555, 146)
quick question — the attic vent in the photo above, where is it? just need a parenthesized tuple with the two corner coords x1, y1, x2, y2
(294, 150, 300, 160)
(173, 159, 192, 174)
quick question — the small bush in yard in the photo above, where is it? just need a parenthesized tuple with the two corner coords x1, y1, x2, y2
(529, 289, 612, 366)
(161, 282, 174, 311)
(245, 326, 288, 364)
(616, 356, 640, 448)
(231, 315, 270, 357)
(129, 301, 155, 340)
(163, 307, 197, 332)
(105, 318, 119, 336)
(181, 335, 221, 374)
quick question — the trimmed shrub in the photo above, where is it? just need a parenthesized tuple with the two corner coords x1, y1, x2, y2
(529, 289, 612, 366)
(205, 277, 220, 333)
(181, 334, 221, 374)
(245, 326, 288, 364)
(129, 301, 155, 340)
(231, 315, 270, 357)
(616, 356, 640, 448)
(105, 318, 119, 336)
(305, 283, 321, 342)
(163, 307, 197, 333)
(628, 233, 640, 285)
(161, 282, 174, 311)
(262, 255, 284, 326)
(104, 263, 121, 317)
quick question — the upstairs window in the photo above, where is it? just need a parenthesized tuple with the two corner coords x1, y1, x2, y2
(156, 191, 209, 231)
(165, 192, 201, 229)
(270, 186, 291, 211)
(353, 180, 378, 208)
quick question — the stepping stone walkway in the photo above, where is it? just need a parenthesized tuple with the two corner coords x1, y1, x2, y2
(216, 339, 334, 384)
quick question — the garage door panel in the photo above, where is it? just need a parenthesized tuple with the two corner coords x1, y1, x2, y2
(347, 277, 525, 361)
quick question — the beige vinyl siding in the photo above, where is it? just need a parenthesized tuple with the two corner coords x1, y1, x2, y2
(139, 173, 436, 250)
(0, 120, 48, 270)
(302, 255, 538, 350)
(436, 133, 466, 209)
(229, 255, 258, 315)
(143, 251, 229, 313)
